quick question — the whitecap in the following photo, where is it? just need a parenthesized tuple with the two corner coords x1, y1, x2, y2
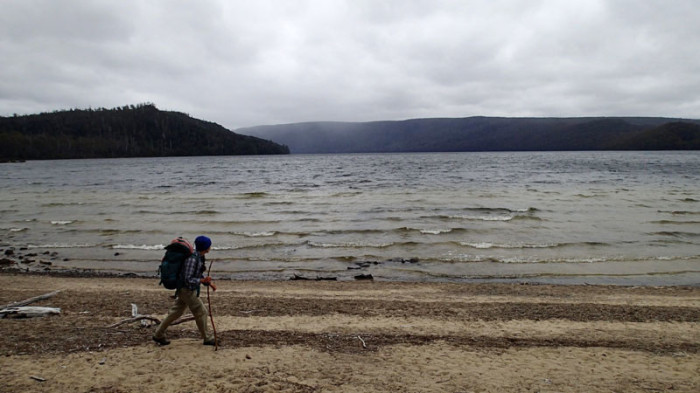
(460, 242, 566, 249)
(461, 242, 494, 249)
(420, 229, 452, 235)
(51, 220, 74, 225)
(307, 241, 393, 248)
(450, 215, 513, 221)
(28, 243, 93, 248)
(236, 231, 277, 237)
(111, 244, 165, 250)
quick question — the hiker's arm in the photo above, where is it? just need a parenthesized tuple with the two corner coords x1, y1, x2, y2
(181, 256, 202, 289)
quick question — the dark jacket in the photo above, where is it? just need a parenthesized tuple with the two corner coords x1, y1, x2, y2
(179, 251, 206, 292)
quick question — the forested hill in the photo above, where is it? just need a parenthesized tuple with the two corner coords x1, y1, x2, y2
(0, 104, 289, 161)
(238, 117, 700, 154)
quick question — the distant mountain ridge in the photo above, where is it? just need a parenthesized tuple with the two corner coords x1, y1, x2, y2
(0, 104, 289, 161)
(237, 116, 700, 154)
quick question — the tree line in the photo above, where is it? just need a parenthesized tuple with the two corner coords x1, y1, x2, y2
(0, 104, 289, 161)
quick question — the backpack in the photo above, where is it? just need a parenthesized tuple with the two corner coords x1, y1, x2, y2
(158, 237, 194, 290)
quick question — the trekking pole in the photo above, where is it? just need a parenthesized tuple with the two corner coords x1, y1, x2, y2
(206, 259, 218, 351)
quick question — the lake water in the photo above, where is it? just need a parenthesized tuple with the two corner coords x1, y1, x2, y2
(1, 151, 699, 286)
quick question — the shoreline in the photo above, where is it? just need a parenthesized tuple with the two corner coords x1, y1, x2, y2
(1, 272, 699, 392)
(2, 259, 699, 288)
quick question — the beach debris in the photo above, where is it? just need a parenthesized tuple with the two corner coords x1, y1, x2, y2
(290, 274, 337, 281)
(347, 261, 380, 270)
(356, 336, 367, 348)
(1, 290, 62, 309)
(354, 274, 373, 281)
(1, 306, 61, 318)
(132, 303, 151, 327)
(30, 376, 46, 382)
(106, 304, 194, 328)
(387, 257, 418, 264)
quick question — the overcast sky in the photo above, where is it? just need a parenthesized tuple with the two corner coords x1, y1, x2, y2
(1, 0, 698, 130)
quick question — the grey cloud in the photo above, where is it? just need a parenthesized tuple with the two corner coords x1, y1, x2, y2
(1, 0, 698, 129)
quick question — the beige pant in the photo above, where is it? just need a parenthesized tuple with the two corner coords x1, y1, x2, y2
(154, 288, 213, 341)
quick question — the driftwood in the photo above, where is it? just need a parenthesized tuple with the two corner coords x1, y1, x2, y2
(106, 315, 162, 328)
(0, 306, 61, 318)
(290, 274, 337, 281)
(0, 290, 62, 318)
(106, 303, 195, 328)
(1, 290, 61, 309)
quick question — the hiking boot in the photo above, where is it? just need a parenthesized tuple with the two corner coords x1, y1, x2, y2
(203, 338, 217, 346)
(152, 335, 170, 346)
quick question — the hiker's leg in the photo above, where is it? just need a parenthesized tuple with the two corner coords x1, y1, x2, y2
(154, 295, 187, 339)
(180, 288, 213, 341)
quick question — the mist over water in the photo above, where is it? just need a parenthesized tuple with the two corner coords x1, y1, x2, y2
(1, 151, 699, 285)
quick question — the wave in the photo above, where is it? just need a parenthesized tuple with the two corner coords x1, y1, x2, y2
(262, 201, 295, 206)
(330, 191, 363, 197)
(51, 220, 75, 225)
(447, 215, 514, 221)
(398, 227, 477, 235)
(306, 240, 396, 249)
(660, 210, 700, 215)
(110, 241, 297, 251)
(40, 202, 89, 207)
(28, 243, 95, 249)
(419, 228, 454, 235)
(236, 192, 269, 199)
(650, 220, 700, 225)
(321, 229, 387, 236)
(418, 207, 540, 222)
(651, 231, 700, 238)
(193, 210, 220, 215)
(111, 244, 165, 250)
(98, 229, 170, 236)
(433, 254, 698, 265)
(461, 207, 538, 214)
(233, 231, 277, 237)
(459, 241, 609, 250)
(134, 209, 220, 215)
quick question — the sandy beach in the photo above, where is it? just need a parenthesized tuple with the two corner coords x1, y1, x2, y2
(1, 273, 698, 392)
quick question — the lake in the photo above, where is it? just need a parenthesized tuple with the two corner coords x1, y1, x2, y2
(1, 151, 699, 285)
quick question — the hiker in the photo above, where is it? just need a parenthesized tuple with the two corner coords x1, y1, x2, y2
(153, 235, 217, 346)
